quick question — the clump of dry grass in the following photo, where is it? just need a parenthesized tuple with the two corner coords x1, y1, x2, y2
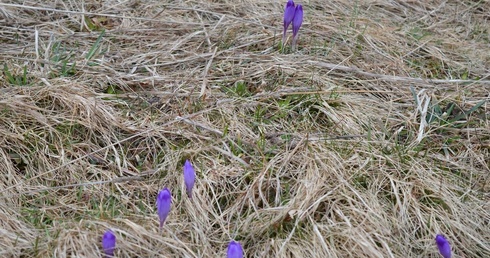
(0, 0, 489, 257)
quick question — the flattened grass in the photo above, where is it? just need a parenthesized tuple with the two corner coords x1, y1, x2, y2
(0, 0, 489, 257)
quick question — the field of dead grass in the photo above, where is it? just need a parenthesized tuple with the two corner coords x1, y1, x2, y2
(1, 0, 489, 257)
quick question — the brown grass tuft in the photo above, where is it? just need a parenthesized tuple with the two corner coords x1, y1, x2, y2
(1, 0, 489, 257)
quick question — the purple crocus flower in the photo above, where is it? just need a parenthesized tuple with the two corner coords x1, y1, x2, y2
(183, 160, 196, 198)
(156, 188, 171, 229)
(227, 240, 243, 258)
(102, 229, 116, 257)
(291, 4, 304, 50)
(435, 234, 451, 258)
(282, 0, 296, 45)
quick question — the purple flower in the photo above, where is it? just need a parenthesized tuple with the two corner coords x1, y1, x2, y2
(283, 0, 296, 44)
(102, 230, 116, 257)
(291, 4, 304, 50)
(156, 188, 171, 229)
(435, 234, 451, 258)
(227, 241, 243, 258)
(183, 160, 196, 198)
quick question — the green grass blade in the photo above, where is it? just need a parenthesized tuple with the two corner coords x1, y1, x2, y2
(85, 29, 105, 60)
(449, 99, 487, 122)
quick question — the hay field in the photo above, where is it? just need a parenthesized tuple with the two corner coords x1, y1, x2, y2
(1, 0, 489, 257)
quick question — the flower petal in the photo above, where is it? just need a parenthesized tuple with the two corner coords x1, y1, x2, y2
(435, 234, 451, 258)
(292, 4, 303, 37)
(102, 230, 116, 257)
(183, 160, 196, 198)
(156, 188, 172, 228)
(227, 240, 244, 258)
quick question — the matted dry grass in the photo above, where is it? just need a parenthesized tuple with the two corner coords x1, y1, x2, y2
(0, 0, 489, 257)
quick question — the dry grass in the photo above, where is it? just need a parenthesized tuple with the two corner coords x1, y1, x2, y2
(0, 0, 489, 257)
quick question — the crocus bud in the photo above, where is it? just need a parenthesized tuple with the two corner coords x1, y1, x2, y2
(291, 4, 304, 50)
(227, 240, 243, 258)
(102, 229, 116, 257)
(156, 188, 171, 229)
(183, 160, 196, 198)
(435, 234, 451, 258)
(283, 0, 296, 45)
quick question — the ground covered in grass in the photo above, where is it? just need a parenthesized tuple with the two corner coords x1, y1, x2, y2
(1, 0, 489, 257)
